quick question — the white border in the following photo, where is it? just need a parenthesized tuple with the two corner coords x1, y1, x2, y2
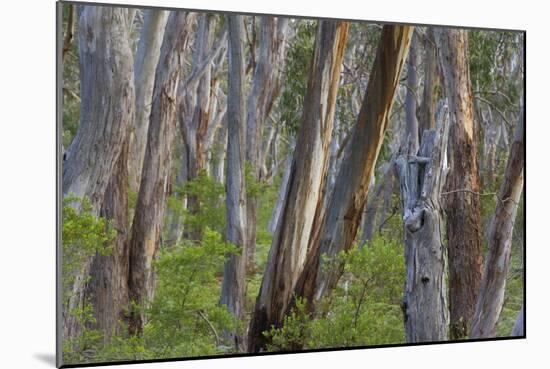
(0, 1, 546, 368)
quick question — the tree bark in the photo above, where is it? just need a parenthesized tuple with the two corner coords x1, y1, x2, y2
(511, 305, 525, 337)
(130, 10, 169, 192)
(127, 12, 196, 336)
(178, 17, 227, 241)
(83, 140, 130, 342)
(245, 17, 289, 274)
(62, 6, 135, 340)
(435, 28, 483, 339)
(293, 25, 413, 309)
(419, 28, 440, 135)
(396, 101, 450, 343)
(470, 102, 524, 339)
(247, 20, 349, 353)
(219, 15, 248, 351)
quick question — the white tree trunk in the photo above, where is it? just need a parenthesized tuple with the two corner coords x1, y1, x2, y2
(219, 14, 248, 351)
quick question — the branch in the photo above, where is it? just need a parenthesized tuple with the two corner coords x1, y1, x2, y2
(196, 309, 220, 346)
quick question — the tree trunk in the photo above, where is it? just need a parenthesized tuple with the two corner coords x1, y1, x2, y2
(396, 101, 450, 343)
(62, 6, 135, 340)
(419, 28, 439, 135)
(247, 20, 349, 353)
(511, 305, 525, 337)
(219, 15, 248, 352)
(245, 17, 289, 274)
(293, 25, 413, 309)
(83, 140, 130, 342)
(435, 28, 483, 339)
(178, 17, 227, 241)
(129, 10, 169, 192)
(267, 154, 292, 234)
(127, 12, 196, 336)
(405, 32, 420, 155)
(470, 102, 524, 339)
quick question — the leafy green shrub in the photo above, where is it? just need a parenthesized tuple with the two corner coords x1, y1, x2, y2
(167, 170, 226, 238)
(61, 195, 115, 301)
(140, 229, 238, 358)
(266, 236, 405, 351)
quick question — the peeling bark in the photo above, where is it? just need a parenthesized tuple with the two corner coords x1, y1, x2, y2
(248, 20, 349, 353)
(293, 25, 413, 309)
(62, 6, 135, 341)
(127, 12, 196, 336)
(435, 28, 483, 339)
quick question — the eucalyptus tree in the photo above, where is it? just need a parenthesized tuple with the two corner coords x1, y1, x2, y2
(435, 28, 483, 339)
(293, 25, 413, 309)
(219, 14, 248, 351)
(127, 12, 197, 336)
(248, 20, 350, 353)
(129, 9, 169, 192)
(62, 6, 135, 341)
(245, 17, 289, 273)
(470, 101, 524, 339)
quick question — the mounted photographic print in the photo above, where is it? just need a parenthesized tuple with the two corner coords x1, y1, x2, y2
(57, 0, 525, 367)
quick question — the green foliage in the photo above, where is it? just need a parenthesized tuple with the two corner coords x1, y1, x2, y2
(139, 229, 238, 357)
(266, 236, 405, 351)
(62, 298, 105, 364)
(62, 195, 115, 301)
(168, 170, 226, 236)
(279, 20, 317, 134)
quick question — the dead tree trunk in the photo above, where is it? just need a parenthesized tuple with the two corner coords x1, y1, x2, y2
(62, 6, 135, 340)
(293, 25, 413, 308)
(396, 101, 450, 343)
(470, 102, 524, 339)
(247, 20, 349, 353)
(245, 17, 289, 274)
(219, 14, 248, 352)
(130, 10, 169, 192)
(127, 12, 196, 336)
(435, 28, 483, 339)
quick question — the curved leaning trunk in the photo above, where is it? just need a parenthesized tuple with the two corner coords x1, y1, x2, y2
(127, 12, 196, 336)
(130, 9, 169, 192)
(293, 25, 413, 308)
(62, 6, 135, 341)
(247, 20, 349, 353)
(470, 102, 524, 339)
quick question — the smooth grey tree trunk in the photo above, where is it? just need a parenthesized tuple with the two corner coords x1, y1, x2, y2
(511, 305, 524, 336)
(248, 20, 350, 353)
(127, 12, 196, 336)
(219, 14, 248, 352)
(62, 6, 135, 341)
(245, 17, 289, 274)
(129, 10, 169, 192)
